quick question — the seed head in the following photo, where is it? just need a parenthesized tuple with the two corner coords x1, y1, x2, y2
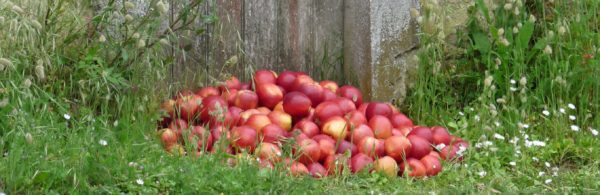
(503, 3, 513, 10)
(513, 26, 519, 34)
(22, 78, 32, 89)
(31, 20, 42, 30)
(528, 14, 537, 23)
(99, 34, 106, 43)
(137, 39, 146, 48)
(35, 63, 46, 81)
(543, 45, 553, 55)
(484, 76, 493, 87)
(132, 32, 140, 39)
(25, 133, 33, 144)
(125, 14, 134, 22)
(519, 77, 527, 86)
(12, 5, 24, 14)
(498, 28, 505, 36)
(558, 26, 566, 36)
(157, 1, 169, 15)
(500, 37, 510, 46)
(125, 1, 136, 9)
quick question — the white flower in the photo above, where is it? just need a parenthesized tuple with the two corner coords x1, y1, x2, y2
(523, 124, 530, 129)
(532, 140, 545, 147)
(496, 98, 506, 104)
(567, 103, 576, 110)
(459, 111, 464, 116)
(493, 133, 505, 140)
(532, 157, 539, 162)
(510, 87, 518, 92)
(510, 79, 516, 84)
(570, 125, 580, 131)
(519, 77, 527, 86)
(435, 143, 446, 151)
(99, 139, 108, 146)
(569, 115, 576, 121)
(538, 171, 545, 176)
(543, 45, 553, 55)
(517, 22, 523, 28)
(545, 179, 552, 184)
(474, 115, 480, 121)
(545, 162, 551, 167)
(509, 161, 516, 166)
(591, 128, 598, 136)
(513, 26, 519, 34)
(136, 178, 144, 185)
(0, 192, 5, 195)
(542, 110, 550, 116)
(528, 14, 537, 23)
(500, 37, 510, 46)
(498, 28, 505, 36)
(63, 114, 71, 120)
(475, 141, 493, 148)
(558, 26, 566, 36)
(559, 108, 566, 114)
(478, 171, 487, 177)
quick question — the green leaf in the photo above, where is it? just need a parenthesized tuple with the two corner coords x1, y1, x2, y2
(516, 22, 534, 49)
(473, 32, 491, 53)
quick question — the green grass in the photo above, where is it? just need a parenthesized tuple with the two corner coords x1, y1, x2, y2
(1, 0, 600, 194)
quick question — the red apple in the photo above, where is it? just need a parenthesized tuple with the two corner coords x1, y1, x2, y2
(319, 80, 339, 93)
(160, 99, 177, 118)
(323, 154, 348, 175)
(350, 153, 374, 173)
(292, 74, 315, 91)
(369, 115, 393, 139)
(400, 158, 427, 177)
(234, 90, 259, 110)
(408, 126, 433, 143)
(168, 119, 188, 139)
(295, 139, 322, 164)
(189, 126, 214, 151)
(365, 102, 393, 119)
(276, 71, 297, 91)
(283, 92, 312, 117)
(374, 156, 399, 177)
(290, 162, 309, 176)
(175, 95, 203, 121)
(221, 89, 239, 105)
(239, 109, 261, 125)
(256, 83, 284, 109)
(336, 140, 358, 156)
(314, 101, 344, 123)
(260, 124, 286, 143)
(273, 101, 284, 112)
(420, 155, 442, 176)
(230, 125, 257, 151)
(199, 95, 228, 122)
(350, 124, 374, 144)
(407, 135, 432, 159)
(312, 134, 335, 144)
(334, 97, 357, 114)
(268, 111, 292, 131)
(240, 82, 251, 90)
(254, 69, 277, 85)
(307, 163, 328, 178)
(256, 107, 271, 114)
(317, 139, 336, 161)
(321, 116, 349, 140)
(389, 113, 414, 128)
(293, 120, 320, 137)
(244, 114, 271, 132)
(210, 125, 228, 142)
(257, 142, 282, 162)
(159, 128, 178, 149)
(346, 110, 367, 128)
(384, 135, 412, 161)
(431, 126, 452, 145)
(322, 90, 337, 102)
(337, 85, 363, 107)
(195, 86, 220, 98)
(358, 137, 385, 158)
(296, 82, 324, 106)
(219, 76, 241, 91)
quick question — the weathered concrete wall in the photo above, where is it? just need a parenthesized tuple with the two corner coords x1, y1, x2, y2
(344, 0, 419, 103)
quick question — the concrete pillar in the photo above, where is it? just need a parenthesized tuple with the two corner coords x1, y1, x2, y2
(344, 0, 419, 104)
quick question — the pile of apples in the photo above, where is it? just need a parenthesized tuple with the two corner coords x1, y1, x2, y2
(157, 70, 469, 178)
